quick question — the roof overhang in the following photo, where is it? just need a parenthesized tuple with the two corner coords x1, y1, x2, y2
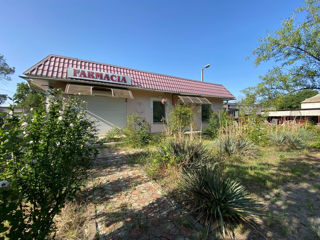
(178, 95, 212, 104)
(64, 83, 134, 99)
(265, 109, 320, 117)
(20, 75, 235, 100)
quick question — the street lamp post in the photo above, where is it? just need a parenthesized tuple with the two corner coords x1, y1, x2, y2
(200, 64, 210, 139)
(201, 64, 210, 82)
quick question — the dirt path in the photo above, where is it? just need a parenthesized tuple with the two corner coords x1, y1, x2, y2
(89, 147, 200, 240)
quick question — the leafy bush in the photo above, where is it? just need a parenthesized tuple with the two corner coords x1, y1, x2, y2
(0, 91, 98, 239)
(240, 115, 269, 145)
(245, 123, 269, 145)
(204, 110, 230, 138)
(168, 104, 193, 137)
(217, 123, 257, 158)
(123, 114, 151, 148)
(181, 164, 260, 236)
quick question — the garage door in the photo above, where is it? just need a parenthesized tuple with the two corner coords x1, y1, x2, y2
(81, 96, 126, 137)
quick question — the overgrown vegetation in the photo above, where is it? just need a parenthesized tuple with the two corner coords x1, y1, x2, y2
(123, 114, 151, 148)
(268, 122, 315, 149)
(168, 104, 193, 138)
(217, 122, 258, 158)
(54, 198, 91, 240)
(101, 102, 320, 238)
(131, 106, 319, 237)
(0, 91, 98, 239)
(145, 138, 212, 179)
(204, 110, 230, 138)
(104, 126, 123, 142)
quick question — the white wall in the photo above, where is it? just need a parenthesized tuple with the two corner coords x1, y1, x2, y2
(81, 95, 126, 137)
(126, 90, 173, 133)
(82, 89, 225, 135)
(301, 102, 320, 109)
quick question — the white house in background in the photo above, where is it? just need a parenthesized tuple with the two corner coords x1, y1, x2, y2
(266, 93, 320, 124)
(301, 94, 320, 109)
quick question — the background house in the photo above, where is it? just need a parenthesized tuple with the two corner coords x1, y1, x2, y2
(266, 94, 320, 124)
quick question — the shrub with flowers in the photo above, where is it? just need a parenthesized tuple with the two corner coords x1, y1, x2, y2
(0, 91, 98, 239)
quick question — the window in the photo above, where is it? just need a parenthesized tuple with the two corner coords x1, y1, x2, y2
(202, 104, 211, 122)
(153, 101, 166, 123)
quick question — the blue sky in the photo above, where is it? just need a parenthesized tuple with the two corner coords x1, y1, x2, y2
(1, 0, 304, 104)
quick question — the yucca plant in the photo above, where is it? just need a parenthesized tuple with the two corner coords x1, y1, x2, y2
(268, 124, 314, 149)
(166, 138, 213, 169)
(181, 164, 260, 236)
(145, 138, 213, 179)
(217, 123, 257, 158)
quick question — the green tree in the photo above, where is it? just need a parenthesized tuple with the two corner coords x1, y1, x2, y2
(0, 54, 15, 105)
(0, 54, 15, 81)
(242, 0, 320, 106)
(0, 94, 7, 105)
(13, 82, 45, 109)
(276, 89, 318, 110)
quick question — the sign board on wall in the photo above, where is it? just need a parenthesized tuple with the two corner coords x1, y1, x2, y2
(67, 68, 131, 86)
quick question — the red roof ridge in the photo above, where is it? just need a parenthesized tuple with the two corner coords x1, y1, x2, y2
(27, 54, 225, 88)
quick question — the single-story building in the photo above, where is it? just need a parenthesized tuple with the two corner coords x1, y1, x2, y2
(266, 93, 320, 124)
(21, 54, 234, 137)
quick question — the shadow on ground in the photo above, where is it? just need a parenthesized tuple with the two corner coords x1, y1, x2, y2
(95, 197, 197, 240)
(232, 153, 320, 240)
(90, 147, 320, 240)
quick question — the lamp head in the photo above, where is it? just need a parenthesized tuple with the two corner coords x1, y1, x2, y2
(204, 64, 210, 69)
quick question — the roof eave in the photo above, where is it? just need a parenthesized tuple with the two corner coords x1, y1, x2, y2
(21, 74, 235, 100)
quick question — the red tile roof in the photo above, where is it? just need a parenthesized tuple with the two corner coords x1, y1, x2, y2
(23, 54, 234, 99)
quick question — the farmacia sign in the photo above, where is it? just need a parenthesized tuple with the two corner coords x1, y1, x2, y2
(67, 68, 131, 85)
